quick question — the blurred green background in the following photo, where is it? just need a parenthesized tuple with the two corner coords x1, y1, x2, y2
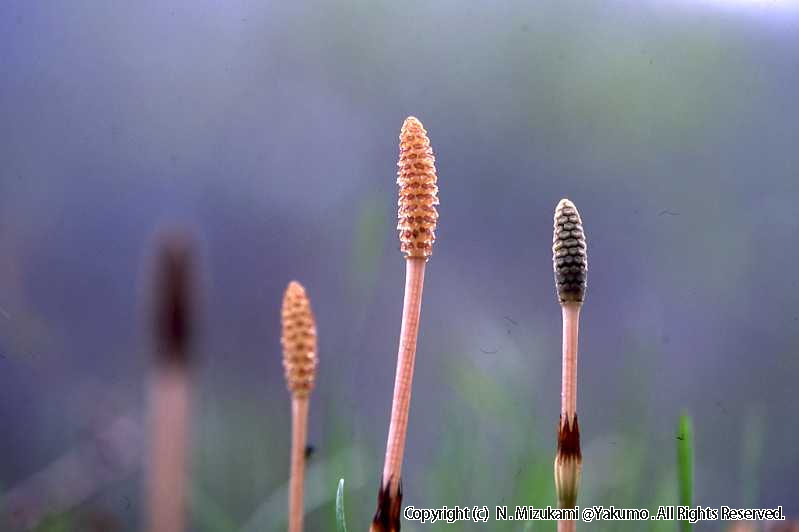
(1, 0, 797, 530)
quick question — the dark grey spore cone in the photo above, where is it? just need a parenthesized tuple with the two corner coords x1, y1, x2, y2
(553, 199, 587, 304)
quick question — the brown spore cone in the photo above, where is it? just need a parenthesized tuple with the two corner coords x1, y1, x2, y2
(281, 281, 318, 397)
(397, 116, 439, 260)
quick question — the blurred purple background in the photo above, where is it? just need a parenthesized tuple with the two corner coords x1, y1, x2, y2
(1, 1, 798, 530)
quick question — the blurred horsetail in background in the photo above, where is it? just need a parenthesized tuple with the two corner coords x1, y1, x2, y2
(145, 234, 197, 532)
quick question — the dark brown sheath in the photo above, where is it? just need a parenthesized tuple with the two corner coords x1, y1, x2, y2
(371, 476, 403, 532)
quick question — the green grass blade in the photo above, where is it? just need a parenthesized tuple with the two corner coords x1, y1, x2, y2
(336, 478, 348, 532)
(677, 413, 694, 532)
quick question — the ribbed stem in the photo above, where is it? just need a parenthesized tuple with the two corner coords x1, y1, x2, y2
(561, 303, 580, 421)
(289, 397, 309, 532)
(146, 365, 190, 532)
(381, 258, 426, 496)
(558, 519, 577, 532)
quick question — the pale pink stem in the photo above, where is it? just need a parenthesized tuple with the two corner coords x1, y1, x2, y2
(558, 519, 577, 532)
(288, 397, 309, 532)
(382, 258, 426, 496)
(561, 303, 581, 423)
(559, 303, 581, 530)
(146, 366, 190, 532)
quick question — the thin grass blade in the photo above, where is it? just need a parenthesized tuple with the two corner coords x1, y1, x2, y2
(336, 479, 348, 532)
(677, 413, 694, 532)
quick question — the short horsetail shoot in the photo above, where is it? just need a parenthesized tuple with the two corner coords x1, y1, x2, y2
(281, 281, 319, 532)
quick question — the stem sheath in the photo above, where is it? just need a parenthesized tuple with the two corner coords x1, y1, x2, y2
(557, 302, 582, 530)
